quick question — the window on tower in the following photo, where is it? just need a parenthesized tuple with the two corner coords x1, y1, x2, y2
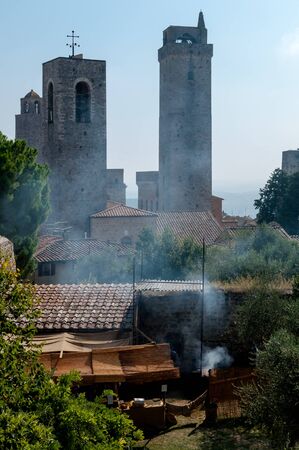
(76, 81, 91, 123)
(34, 101, 40, 114)
(48, 82, 54, 123)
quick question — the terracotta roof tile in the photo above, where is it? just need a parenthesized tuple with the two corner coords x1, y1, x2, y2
(156, 211, 223, 245)
(34, 284, 133, 331)
(91, 203, 157, 218)
(34, 238, 133, 263)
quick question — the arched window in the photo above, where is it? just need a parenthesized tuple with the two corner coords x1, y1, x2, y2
(76, 81, 90, 123)
(34, 101, 40, 114)
(48, 82, 53, 123)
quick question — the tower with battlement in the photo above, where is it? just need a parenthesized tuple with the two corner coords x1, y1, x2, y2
(136, 12, 213, 212)
(158, 12, 213, 211)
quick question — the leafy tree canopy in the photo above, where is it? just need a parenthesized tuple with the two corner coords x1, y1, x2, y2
(0, 132, 50, 277)
(136, 228, 202, 280)
(238, 329, 299, 449)
(0, 259, 143, 449)
(254, 168, 299, 235)
(206, 225, 299, 282)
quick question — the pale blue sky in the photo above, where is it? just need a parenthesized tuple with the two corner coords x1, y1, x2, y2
(1, 0, 299, 206)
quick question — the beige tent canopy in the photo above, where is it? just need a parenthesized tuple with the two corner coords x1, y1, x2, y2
(33, 331, 130, 357)
(39, 342, 180, 384)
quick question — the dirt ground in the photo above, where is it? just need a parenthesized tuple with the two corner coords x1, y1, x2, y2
(133, 415, 272, 450)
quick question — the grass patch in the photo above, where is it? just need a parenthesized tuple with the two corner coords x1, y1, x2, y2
(211, 276, 292, 293)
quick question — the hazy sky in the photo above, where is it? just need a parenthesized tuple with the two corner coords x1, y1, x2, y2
(1, 0, 299, 198)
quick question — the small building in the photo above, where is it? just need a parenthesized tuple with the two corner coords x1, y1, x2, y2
(34, 235, 132, 284)
(34, 283, 179, 385)
(90, 203, 223, 247)
(90, 203, 158, 246)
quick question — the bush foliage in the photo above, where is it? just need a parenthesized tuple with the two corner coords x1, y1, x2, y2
(0, 132, 49, 277)
(206, 225, 299, 282)
(0, 260, 143, 449)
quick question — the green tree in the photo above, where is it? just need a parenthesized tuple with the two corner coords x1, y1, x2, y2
(238, 329, 299, 449)
(255, 168, 299, 235)
(206, 225, 299, 282)
(0, 132, 49, 277)
(0, 259, 143, 449)
(136, 228, 202, 280)
(231, 284, 290, 351)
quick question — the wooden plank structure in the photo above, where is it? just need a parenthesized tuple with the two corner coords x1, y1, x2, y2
(208, 367, 256, 419)
(40, 343, 180, 384)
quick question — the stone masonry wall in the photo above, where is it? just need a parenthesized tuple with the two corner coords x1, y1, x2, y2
(137, 287, 232, 372)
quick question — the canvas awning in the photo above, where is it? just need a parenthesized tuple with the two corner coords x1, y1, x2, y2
(33, 331, 130, 356)
(40, 343, 180, 384)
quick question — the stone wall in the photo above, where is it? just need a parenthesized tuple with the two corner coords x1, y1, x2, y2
(0, 236, 16, 271)
(90, 216, 157, 245)
(137, 286, 232, 372)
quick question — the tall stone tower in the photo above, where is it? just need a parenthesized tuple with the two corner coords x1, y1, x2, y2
(158, 12, 213, 211)
(42, 55, 107, 235)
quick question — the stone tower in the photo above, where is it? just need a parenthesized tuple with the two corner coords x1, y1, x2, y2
(15, 90, 43, 153)
(158, 12, 213, 211)
(282, 150, 299, 175)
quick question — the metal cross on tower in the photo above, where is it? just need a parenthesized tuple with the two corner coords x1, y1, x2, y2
(66, 30, 80, 58)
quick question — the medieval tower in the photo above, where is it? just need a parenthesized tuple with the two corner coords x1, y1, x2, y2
(41, 55, 107, 235)
(16, 52, 126, 236)
(137, 12, 213, 212)
(158, 12, 213, 211)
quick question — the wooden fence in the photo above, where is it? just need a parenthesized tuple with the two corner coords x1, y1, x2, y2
(208, 367, 256, 419)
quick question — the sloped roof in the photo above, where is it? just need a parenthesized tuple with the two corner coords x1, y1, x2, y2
(91, 203, 158, 218)
(40, 343, 179, 383)
(215, 223, 292, 245)
(34, 284, 133, 331)
(24, 89, 40, 99)
(156, 211, 223, 245)
(35, 238, 132, 263)
(137, 280, 202, 292)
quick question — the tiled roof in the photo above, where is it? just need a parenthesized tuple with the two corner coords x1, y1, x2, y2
(137, 280, 203, 292)
(156, 211, 223, 245)
(24, 89, 40, 99)
(91, 203, 158, 218)
(34, 284, 133, 331)
(35, 238, 133, 263)
(215, 224, 292, 245)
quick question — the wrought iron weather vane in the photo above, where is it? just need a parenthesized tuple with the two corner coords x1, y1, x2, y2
(66, 30, 80, 58)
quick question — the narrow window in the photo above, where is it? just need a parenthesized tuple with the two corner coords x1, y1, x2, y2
(48, 82, 54, 123)
(34, 101, 40, 114)
(145, 199, 148, 210)
(76, 81, 90, 123)
(38, 262, 55, 277)
(150, 200, 153, 210)
(140, 199, 143, 209)
(24, 101, 29, 113)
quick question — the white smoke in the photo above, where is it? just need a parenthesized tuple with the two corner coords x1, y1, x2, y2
(202, 345, 233, 370)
